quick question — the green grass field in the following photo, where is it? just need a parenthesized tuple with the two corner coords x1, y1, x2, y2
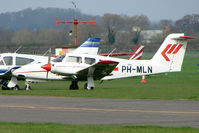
(0, 56, 198, 100)
(0, 122, 198, 133)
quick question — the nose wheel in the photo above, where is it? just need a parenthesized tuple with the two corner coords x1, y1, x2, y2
(24, 83, 31, 90)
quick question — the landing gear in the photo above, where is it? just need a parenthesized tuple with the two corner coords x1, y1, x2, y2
(1, 80, 9, 90)
(12, 85, 20, 90)
(24, 83, 31, 90)
(2, 83, 9, 90)
(1, 80, 20, 90)
(69, 81, 79, 90)
(84, 83, 94, 90)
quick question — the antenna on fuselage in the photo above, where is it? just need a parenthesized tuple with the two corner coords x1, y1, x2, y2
(14, 46, 22, 53)
(108, 48, 117, 57)
(43, 48, 52, 56)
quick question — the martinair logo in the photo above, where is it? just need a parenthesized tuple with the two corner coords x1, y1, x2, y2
(161, 44, 183, 61)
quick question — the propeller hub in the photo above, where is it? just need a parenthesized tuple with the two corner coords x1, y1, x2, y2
(41, 64, 51, 71)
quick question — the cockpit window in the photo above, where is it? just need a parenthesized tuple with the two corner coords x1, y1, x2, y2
(66, 56, 82, 63)
(16, 57, 34, 66)
(52, 54, 66, 62)
(3, 56, 13, 65)
(85, 57, 96, 65)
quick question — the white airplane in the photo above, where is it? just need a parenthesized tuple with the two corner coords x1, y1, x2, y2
(39, 33, 193, 90)
(12, 39, 145, 90)
(0, 53, 49, 90)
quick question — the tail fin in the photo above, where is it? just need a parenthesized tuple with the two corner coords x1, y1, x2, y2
(72, 38, 100, 55)
(152, 33, 194, 72)
(129, 45, 144, 60)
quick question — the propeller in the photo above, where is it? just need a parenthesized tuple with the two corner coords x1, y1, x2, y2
(41, 48, 52, 79)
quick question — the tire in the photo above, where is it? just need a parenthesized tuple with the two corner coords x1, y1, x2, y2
(69, 84, 74, 90)
(84, 83, 88, 90)
(84, 83, 94, 90)
(24, 85, 31, 90)
(13, 85, 20, 91)
(69, 81, 79, 90)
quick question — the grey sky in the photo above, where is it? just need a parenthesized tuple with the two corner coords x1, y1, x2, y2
(0, 0, 199, 21)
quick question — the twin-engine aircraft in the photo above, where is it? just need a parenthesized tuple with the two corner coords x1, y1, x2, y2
(38, 33, 193, 90)
(9, 39, 144, 90)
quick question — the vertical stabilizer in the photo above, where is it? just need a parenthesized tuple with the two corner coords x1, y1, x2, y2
(152, 33, 194, 72)
(129, 45, 145, 60)
(72, 38, 100, 55)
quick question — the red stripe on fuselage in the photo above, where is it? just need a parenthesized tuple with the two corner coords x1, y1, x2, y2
(14, 70, 47, 74)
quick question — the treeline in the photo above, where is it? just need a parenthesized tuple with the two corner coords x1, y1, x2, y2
(0, 8, 199, 53)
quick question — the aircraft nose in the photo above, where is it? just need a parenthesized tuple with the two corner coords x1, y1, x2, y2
(41, 64, 51, 71)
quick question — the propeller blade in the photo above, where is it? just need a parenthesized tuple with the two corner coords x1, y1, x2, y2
(46, 48, 51, 79)
(46, 71, 49, 79)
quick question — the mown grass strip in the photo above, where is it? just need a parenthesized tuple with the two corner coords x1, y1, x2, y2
(0, 122, 198, 133)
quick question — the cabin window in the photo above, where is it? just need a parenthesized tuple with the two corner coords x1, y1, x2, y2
(52, 54, 66, 62)
(16, 57, 34, 66)
(66, 56, 82, 63)
(3, 56, 13, 65)
(85, 57, 95, 65)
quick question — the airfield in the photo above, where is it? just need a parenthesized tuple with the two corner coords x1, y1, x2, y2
(0, 55, 199, 132)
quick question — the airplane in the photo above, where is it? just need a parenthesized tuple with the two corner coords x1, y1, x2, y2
(11, 40, 145, 90)
(0, 53, 50, 90)
(39, 33, 193, 90)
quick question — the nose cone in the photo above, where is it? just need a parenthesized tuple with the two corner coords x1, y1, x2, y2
(41, 64, 51, 71)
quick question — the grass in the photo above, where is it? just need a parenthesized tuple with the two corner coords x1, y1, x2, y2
(0, 56, 199, 100)
(0, 122, 198, 133)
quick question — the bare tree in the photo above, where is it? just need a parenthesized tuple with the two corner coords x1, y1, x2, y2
(175, 14, 199, 34)
(101, 14, 124, 45)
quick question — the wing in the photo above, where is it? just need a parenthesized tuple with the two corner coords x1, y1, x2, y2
(0, 66, 20, 79)
(76, 60, 118, 80)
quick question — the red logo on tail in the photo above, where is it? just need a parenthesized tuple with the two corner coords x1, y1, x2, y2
(161, 44, 183, 61)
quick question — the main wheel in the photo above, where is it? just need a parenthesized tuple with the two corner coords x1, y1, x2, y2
(84, 83, 94, 90)
(13, 85, 20, 91)
(69, 81, 79, 90)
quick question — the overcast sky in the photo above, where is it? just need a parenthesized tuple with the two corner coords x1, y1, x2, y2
(0, 0, 199, 21)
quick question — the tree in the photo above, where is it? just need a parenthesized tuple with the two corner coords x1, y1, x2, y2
(11, 29, 36, 45)
(77, 24, 103, 45)
(125, 15, 150, 44)
(101, 14, 124, 45)
(175, 14, 199, 34)
(0, 28, 14, 45)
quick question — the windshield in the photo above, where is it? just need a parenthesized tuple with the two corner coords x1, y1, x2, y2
(3, 56, 13, 65)
(52, 54, 66, 62)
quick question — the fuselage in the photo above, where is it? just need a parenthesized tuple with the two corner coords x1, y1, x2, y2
(0, 53, 48, 79)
